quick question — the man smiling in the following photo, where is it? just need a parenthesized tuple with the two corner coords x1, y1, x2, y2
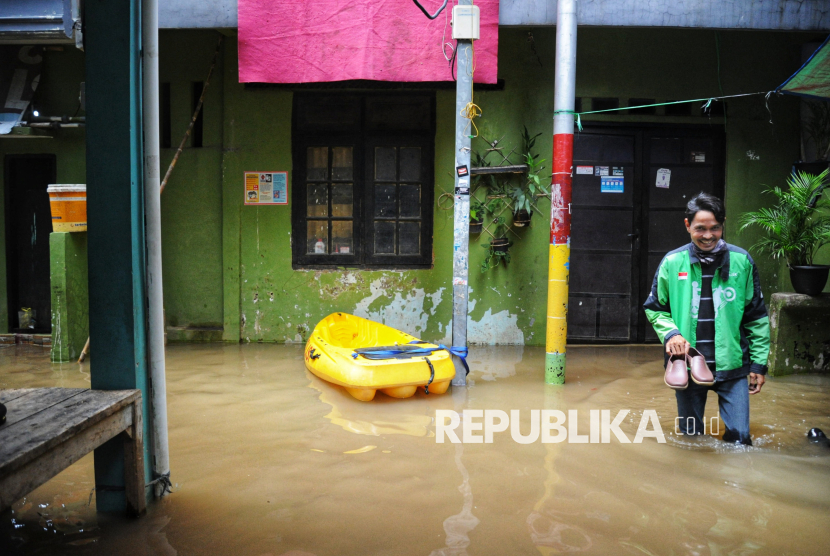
(644, 192, 770, 445)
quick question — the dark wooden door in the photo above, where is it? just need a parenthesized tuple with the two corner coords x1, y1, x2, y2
(568, 126, 724, 343)
(4, 154, 55, 333)
(641, 130, 725, 341)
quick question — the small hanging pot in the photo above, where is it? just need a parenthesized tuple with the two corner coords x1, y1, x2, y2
(513, 209, 532, 227)
(491, 237, 510, 253)
(789, 265, 830, 296)
(469, 219, 483, 234)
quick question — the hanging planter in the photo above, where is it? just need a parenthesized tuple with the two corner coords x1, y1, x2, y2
(512, 208, 532, 227)
(470, 199, 484, 234)
(509, 127, 546, 230)
(480, 217, 512, 272)
(491, 237, 510, 252)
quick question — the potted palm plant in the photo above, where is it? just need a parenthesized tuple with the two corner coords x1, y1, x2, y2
(740, 169, 830, 295)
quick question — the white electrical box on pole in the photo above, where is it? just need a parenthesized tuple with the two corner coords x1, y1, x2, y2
(452, 5, 480, 40)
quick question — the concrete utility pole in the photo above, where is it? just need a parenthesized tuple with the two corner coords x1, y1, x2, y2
(451, 0, 475, 387)
(142, 0, 171, 496)
(545, 0, 577, 384)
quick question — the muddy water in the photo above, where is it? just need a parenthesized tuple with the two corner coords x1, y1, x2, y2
(2, 343, 829, 555)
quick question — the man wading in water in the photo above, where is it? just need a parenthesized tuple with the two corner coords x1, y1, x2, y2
(644, 192, 770, 445)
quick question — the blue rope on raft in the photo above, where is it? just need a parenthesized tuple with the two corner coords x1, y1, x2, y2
(351, 342, 470, 376)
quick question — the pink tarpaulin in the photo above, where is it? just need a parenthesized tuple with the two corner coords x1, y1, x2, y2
(238, 0, 499, 84)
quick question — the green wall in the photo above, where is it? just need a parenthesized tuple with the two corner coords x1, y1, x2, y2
(159, 31, 225, 340)
(1, 27, 824, 344)
(215, 27, 821, 345)
(50, 232, 88, 361)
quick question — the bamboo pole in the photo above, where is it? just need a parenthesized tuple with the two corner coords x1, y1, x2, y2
(159, 35, 223, 195)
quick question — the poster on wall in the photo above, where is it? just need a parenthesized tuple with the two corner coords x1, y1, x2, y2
(656, 168, 671, 188)
(244, 172, 288, 205)
(600, 176, 624, 193)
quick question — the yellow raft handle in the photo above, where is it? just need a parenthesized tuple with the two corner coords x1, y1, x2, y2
(423, 357, 435, 395)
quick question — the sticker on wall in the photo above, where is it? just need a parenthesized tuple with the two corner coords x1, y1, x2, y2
(691, 151, 706, 163)
(600, 176, 624, 193)
(594, 166, 609, 176)
(576, 165, 593, 175)
(655, 168, 671, 188)
(244, 172, 289, 205)
(455, 177, 470, 195)
(612, 166, 624, 176)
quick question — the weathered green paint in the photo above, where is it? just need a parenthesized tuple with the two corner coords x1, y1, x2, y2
(768, 292, 830, 376)
(2, 27, 825, 347)
(159, 31, 225, 334)
(49, 232, 89, 362)
(84, 0, 151, 512)
(545, 352, 566, 384)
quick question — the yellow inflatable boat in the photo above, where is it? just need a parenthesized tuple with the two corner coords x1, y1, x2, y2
(304, 313, 465, 401)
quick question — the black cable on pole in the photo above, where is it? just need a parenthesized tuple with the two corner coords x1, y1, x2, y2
(412, 0, 448, 20)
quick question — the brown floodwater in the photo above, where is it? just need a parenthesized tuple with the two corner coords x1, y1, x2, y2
(1, 342, 829, 556)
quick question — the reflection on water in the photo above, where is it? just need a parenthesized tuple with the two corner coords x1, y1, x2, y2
(1, 343, 829, 556)
(429, 443, 479, 556)
(307, 370, 435, 437)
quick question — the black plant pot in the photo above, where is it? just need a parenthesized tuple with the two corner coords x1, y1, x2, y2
(491, 238, 510, 253)
(513, 209, 532, 227)
(469, 220, 483, 234)
(790, 265, 830, 296)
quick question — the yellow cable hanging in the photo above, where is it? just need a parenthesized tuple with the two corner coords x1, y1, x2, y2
(461, 41, 481, 138)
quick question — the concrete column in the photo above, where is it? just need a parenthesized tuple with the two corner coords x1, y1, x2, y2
(545, 0, 577, 384)
(49, 232, 89, 362)
(451, 0, 474, 387)
(85, 0, 151, 513)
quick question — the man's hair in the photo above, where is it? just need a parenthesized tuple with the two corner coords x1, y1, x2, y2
(685, 192, 725, 224)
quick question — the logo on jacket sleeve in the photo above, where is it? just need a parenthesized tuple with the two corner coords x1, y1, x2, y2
(678, 272, 688, 280)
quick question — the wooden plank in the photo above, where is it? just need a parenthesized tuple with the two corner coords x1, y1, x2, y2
(0, 388, 37, 405)
(0, 406, 133, 513)
(0, 389, 140, 475)
(123, 399, 146, 516)
(0, 388, 87, 427)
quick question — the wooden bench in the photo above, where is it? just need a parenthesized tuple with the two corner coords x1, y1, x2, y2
(0, 388, 145, 516)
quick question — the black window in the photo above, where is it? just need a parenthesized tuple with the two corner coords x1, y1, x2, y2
(191, 81, 204, 147)
(292, 94, 435, 268)
(627, 98, 656, 115)
(591, 97, 620, 113)
(161, 82, 171, 148)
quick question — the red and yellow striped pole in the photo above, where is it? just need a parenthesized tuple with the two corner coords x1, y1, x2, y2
(546, 0, 577, 384)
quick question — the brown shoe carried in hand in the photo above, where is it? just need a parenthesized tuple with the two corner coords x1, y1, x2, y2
(664, 353, 689, 390)
(687, 347, 715, 386)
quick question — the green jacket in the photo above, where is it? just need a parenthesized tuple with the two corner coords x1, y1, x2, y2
(644, 243, 770, 378)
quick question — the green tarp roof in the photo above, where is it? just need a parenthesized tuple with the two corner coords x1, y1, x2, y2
(777, 35, 830, 100)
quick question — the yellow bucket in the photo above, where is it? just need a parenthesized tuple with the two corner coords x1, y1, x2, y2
(47, 184, 87, 232)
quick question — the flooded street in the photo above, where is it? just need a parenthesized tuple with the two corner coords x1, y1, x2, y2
(2, 342, 829, 555)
